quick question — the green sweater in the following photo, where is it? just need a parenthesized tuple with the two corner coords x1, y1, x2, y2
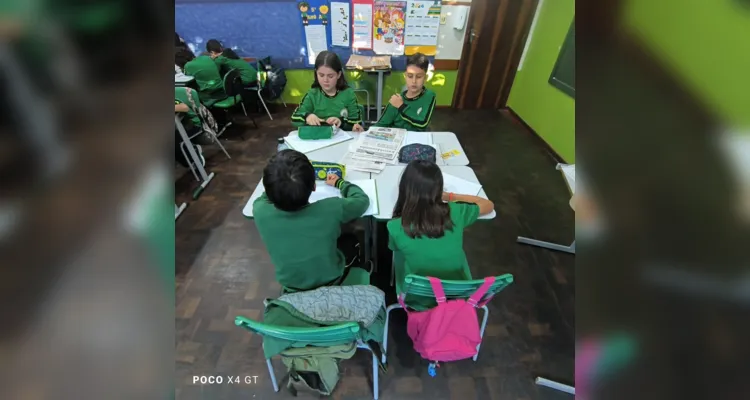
(253, 180, 370, 291)
(374, 87, 436, 131)
(291, 87, 363, 131)
(213, 55, 258, 85)
(183, 55, 225, 105)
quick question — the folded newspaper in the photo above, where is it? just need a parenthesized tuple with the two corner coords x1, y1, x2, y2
(340, 127, 406, 173)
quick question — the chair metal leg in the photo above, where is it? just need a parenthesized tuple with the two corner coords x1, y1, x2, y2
(180, 141, 199, 182)
(382, 303, 403, 364)
(258, 91, 273, 120)
(266, 358, 279, 392)
(517, 237, 575, 254)
(357, 340, 379, 400)
(240, 102, 248, 117)
(535, 377, 575, 394)
(208, 131, 231, 160)
(473, 305, 489, 361)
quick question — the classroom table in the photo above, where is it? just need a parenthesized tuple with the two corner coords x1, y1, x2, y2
(517, 164, 575, 254)
(175, 74, 194, 86)
(175, 114, 215, 198)
(433, 132, 470, 166)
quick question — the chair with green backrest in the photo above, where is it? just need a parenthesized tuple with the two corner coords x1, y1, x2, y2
(349, 80, 371, 123)
(244, 60, 275, 120)
(234, 316, 380, 399)
(209, 69, 250, 136)
(382, 273, 514, 365)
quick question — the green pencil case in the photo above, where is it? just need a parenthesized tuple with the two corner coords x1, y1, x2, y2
(299, 125, 334, 140)
(311, 161, 345, 181)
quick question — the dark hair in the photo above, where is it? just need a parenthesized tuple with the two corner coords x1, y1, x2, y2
(406, 52, 429, 72)
(312, 51, 348, 91)
(175, 48, 195, 68)
(262, 149, 315, 212)
(175, 33, 183, 46)
(298, 1, 310, 9)
(222, 48, 240, 60)
(206, 39, 223, 54)
(393, 160, 454, 238)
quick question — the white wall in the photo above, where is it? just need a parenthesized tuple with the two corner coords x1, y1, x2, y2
(435, 4, 471, 60)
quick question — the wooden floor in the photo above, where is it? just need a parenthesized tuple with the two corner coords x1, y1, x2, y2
(175, 106, 575, 400)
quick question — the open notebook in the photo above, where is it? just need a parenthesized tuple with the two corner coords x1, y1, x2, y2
(309, 179, 379, 216)
(285, 129, 353, 154)
(442, 173, 482, 196)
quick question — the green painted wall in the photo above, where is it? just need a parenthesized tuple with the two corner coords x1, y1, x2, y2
(507, 0, 575, 162)
(277, 69, 458, 107)
(623, 0, 750, 129)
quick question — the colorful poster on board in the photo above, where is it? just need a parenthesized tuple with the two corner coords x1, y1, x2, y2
(331, 2, 350, 47)
(352, 0, 373, 50)
(297, 0, 331, 65)
(404, 0, 441, 56)
(372, 0, 406, 55)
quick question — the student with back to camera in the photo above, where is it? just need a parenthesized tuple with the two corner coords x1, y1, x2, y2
(253, 149, 372, 292)
(388, 160, 494, 306)
(374, 52, 436, 131)
(291, 51, 365, 132)
(206, 39, 258, 86)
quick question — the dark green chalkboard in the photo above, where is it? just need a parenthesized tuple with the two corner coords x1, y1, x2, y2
(549, 19, 575, 98)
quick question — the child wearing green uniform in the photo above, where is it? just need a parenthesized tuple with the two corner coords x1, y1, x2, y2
(253, 149, 372, 292)
(291, 51, 364, 132)
(183, 54, 226, 106)
(374, 53, 436, 131)
(206, 39, 258, 85)
(388, 160, 494, 308)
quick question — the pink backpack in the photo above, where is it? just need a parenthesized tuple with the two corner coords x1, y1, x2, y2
(398, 276, 496, 363)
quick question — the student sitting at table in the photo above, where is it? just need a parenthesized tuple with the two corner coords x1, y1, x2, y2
(291, 51, 365, 132)
(183, 52, 226, 106)
(373, 53, 436, 131)
(206, 39, 258, 86)
(253, 149, 372, 292)
(388, 160, 494, 306)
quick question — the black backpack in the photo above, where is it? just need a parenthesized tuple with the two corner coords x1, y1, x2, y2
(258, 57, 287, 101)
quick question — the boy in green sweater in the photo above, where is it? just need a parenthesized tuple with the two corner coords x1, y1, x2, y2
(206, 39, 258, 86)
(291, 51, 365, 132)
(183, 54, 226, 106)
(374, 53, 436, 131)
(253, 149, 371, 292)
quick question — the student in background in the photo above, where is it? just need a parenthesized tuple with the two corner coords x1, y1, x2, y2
(291, 51, 364, 132)
(253, 149, 371, 292)
(374, 53, 436, 131)
(174, 100, 208, 169)
(388, 160, 494, 304)
(206, 39, 258, 86)
(183, 51, 225, 106)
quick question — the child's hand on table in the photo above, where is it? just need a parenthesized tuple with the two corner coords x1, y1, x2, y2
(352, 124, 364, 132)
(326, 117, 341, 127)
(306, 114, 322, 125)
(325, 173, 341, 187)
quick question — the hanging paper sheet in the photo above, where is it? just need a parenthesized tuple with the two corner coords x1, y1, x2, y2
(331, 2, 351, 47)
(404, 0, 441, 56)
(297, 0, 331, 65)
(352, 0, 374, 50)
(373, 0, 406, 55)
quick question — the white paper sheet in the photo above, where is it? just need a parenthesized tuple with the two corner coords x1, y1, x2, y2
(403, 131, 433, 146)
(309, 179, 379, 216)
(405, 1, 441, 46)
(353, 3, 373, 49)
(442, 173, 482, 196)
(304, 25, 329, 65)
(285, 130, 354, 154)
(331, 2, 350, 47)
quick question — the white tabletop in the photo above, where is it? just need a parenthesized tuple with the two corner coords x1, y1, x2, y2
(373, 165, 496, 220)
(175, 74, 194, 84)
(432, 132, 470, 166)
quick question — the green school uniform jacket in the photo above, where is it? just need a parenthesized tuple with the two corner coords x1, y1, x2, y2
(253, 179, 370, 291)
(213, 55, 258, 85)
(183, 55, 225, 105)
(388, 202, 480, 309)
(374, 87, 436, 131)
(174, 87, 201, 127)
(291, 87, 363, 131)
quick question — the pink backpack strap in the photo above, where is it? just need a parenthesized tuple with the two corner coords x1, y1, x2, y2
(428, 277, 447, 304)
(467, 277, 496, 307)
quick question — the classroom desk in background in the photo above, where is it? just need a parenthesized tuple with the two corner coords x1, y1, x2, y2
(175, 74, 194, 86)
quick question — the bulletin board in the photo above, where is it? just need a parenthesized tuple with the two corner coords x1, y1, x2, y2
(174, 0, 432, 70)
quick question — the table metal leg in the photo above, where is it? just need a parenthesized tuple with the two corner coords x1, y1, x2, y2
(535, 377, 575, 395)
(175, 203, 187, 220)
(517, 237, 575, 254)
(375, 71, 384, 121)
(175, 115, 214, 198)
(372, 218, 378, 271)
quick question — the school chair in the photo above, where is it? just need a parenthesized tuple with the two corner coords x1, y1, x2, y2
(350, 80, 371, 123)
(381, 273, 514, 365)
(209, 69, 250, 137)
(176, 87, 231, 182)
(243, 61, 275, 121)
(234, 316, 381, 399)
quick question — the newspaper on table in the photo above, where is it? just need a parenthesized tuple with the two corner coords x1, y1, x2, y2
(340, 127, 406, 173)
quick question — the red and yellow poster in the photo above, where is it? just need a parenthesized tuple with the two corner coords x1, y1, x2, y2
(372, 0, 406, 55)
